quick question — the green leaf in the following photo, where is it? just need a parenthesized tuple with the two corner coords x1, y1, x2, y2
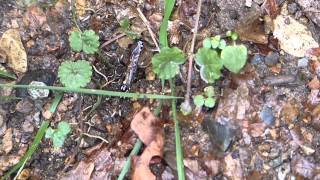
(203, 37, 212, 49)
(45, 128, 54, 138)
(69, 31, 83, 52)
(221, 45, 247, 73)
(57, 121, 71, 135)
(58, 60, 92, 88)
(204, 86, 215, 97)
(120, 17, 130, 31)
(193, 95, 204, 107)
(204, 97, 216, 108)
(218, 39, 227, 50)
(195, 48, 223, 83)
(152, 47, 186, 80)
(159, 0, 176, 48)
(69, 30, 100, 54)
(211, 35, 221, 49)
(82, 30, 100, 54)
(0, 69, 16, 79)
(52, 133, 65, 148)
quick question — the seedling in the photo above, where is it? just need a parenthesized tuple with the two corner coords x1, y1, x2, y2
(193, 86, 216, 108)
(152, 47, 186, 80)
(69, 29, 100, 54)
(195, 32, 248, 83)
(58, 60, 92, 88)
(120, 17, 140, 39)
(45, 121, 71, 148)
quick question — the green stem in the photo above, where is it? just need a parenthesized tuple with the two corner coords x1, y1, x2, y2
(117, 139, 143, 180)
(169, 78, 185, 180)
(2, 95, 63, 179)
(159, 0, 176, 48)
(0, 84, 181, 100)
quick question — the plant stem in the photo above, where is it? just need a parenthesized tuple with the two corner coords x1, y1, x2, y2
(117, 139, 143, 180)
(169, 78, 185, 180)
(185, 0, 202, 105)
(0, 84, 181, 100)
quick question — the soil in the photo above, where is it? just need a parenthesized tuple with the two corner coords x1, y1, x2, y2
(0, 0, 320, 179)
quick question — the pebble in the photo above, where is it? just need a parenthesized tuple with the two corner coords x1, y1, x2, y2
(27, 81, 50, 99)
(251, 54, 264, 65)
(287, 3, 298, 15)
(264, 75, 296, 86)
(260, 106, 275, 126)
(16, 70, 55, 98)
(264, 52, 280, 66)
(297, 58, 309, 68)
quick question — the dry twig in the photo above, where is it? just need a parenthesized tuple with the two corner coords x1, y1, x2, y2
(184, 0, 202, 107)
(137, 7, 160, 52)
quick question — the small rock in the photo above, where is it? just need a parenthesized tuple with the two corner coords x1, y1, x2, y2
(297, 58, 309, 68)
(264, 52, 279, 66)
(0, 128, 13, 154)
(16, 70, 55, 98)
(27, 81, 50, 99)
(0, 29, 27, 73)
(287, 3, 298, 15)
(251, 54, 264, 65)
(260, 106, 275, 126)
(264, 75, 296, 86)
(15, 98, 34, 114)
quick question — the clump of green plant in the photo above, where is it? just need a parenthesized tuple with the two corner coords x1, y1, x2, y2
(193, 86, 216, 108)
(120, 17, 140, 39)
(69, 29, 100, 54)
(45, 121, 71, 148)
(196, 31, 248, 83)
(58, 60, 92, 88)
(152, 47, 186, 80)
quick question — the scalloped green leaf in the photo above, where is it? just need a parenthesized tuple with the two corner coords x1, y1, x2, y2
(193, 95, 204, 107)
(204, 97, 216, 108)
(152, 47, 186, 80)
(69, 31, 82, 52)
(58, 60, 92, 88)
(57, 121, 71, 135)
(195, 48, 223, 83)
(221, 45, 247, 73)
(82, 30, 100, 54)
(204, 86, 215, 97)
(203, 37, 212, 49)
(69, 30, 100, 54)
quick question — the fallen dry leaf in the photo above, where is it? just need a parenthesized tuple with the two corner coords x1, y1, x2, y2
(23, 5, 47, 30)
(61, 161, 94, 180)
(0, 29, 27, 73)
(224, 154, 243, 180)
(308, 76, 320, 90)
(75, 0, 86, 17)
(273, 15, 319, 57)
(131, 107, 161, 145)
(262, 0, 280, 19)
(131, 107, 164, 180)
(0, 128, 13, 154)
(236, 15, 268, 44)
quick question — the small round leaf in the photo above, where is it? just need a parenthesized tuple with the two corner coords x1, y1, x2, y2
(204, 97, 216, 108)
(193, 95, 205, 107)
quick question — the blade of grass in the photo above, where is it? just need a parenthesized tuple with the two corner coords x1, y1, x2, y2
(0, 69, 16, 79)
(169, 78, 185, 180)
(117, 139, 143, 180)
(159, 0, 175, 48)
(0, 84, 181, 100)
(2, 94, 63, 179)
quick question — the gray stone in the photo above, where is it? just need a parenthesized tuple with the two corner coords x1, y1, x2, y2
(264, 52, 280, 66)
(297, 58, 309, 68)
